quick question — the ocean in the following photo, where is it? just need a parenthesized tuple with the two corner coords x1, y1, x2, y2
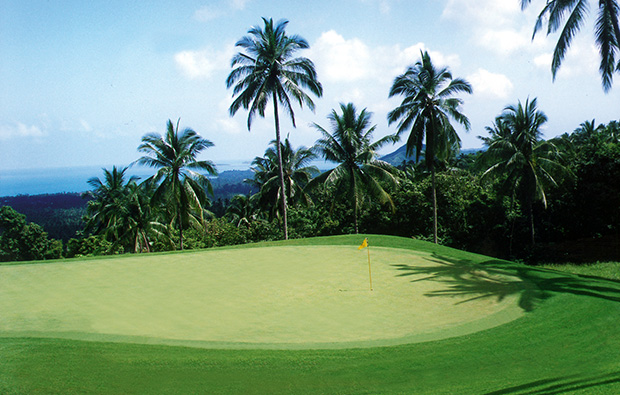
(0, 159, 334, 197)
(0, 160, 252, 197)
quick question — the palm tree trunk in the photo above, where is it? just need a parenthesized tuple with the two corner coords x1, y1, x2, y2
(273, 92, 288, 240)
(431, 165, 438, 244)
(179, 222, 184, 250)
(527, 197, 535, 247)
(427, 109, 438, 244)
(352, 167, 359, 234)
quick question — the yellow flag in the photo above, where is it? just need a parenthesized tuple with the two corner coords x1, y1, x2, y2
(358, 238, 368, 250)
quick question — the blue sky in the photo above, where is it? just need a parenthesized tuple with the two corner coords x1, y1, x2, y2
(1, 0, 619, 170)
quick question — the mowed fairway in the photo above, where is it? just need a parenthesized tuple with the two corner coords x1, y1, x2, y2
(0, 245, 522, 348)
(2, 235, 620, 394)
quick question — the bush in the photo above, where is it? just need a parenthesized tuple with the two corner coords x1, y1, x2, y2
(65, 235, 121, 258)
(0, 206, 63, 262)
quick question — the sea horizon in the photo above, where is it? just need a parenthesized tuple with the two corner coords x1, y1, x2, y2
(0, 160, 253, 197)
(0, 159, 334, 197)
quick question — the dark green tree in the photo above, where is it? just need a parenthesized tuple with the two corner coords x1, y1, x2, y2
(226, 17, 323, 240)
(311, 103, 399, 234)
(0, 206, 62, 261)
(388, 50, 472, 243)
(249, 138, 318, 219)
(84, 166, 137, 247)
(479, 98, 571, 246)
(135, 119, 217, 250)
(225, 194, 260, 228)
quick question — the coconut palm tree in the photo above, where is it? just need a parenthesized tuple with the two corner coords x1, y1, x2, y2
(84, 166, 138, 244)
(388, 50, 472, 243)
(225, 194, 259, 228)
(521, 0, 620, 91)
(479, 98, 570, 246)
(249, 138, 318, 219)
(135, 119, 217, 250)
(311, 103, 399, 234)
(120, 181, 171, 253)
(226, 17, 323, 240)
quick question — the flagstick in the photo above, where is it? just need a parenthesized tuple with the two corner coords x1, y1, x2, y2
(367, 242, 373, 291)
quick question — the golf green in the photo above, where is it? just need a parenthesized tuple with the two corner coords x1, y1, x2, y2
(0, 245, 524, 349)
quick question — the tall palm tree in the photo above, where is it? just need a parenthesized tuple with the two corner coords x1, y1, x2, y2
(135, 119, 217, 250)
(311, 103, 399, 234)
(479, 98, 570, 246)
(388, 50, 472, 243)
(226, 17, 323, 240)
(521, 0, 620, 91)
(249, 138, 318, 219)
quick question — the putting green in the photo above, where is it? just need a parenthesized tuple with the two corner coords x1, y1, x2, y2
(0, 245, 525, 349)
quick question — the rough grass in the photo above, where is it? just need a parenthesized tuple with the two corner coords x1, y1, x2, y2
(542, 261, 620, 281)
(1, 235, 620, 394)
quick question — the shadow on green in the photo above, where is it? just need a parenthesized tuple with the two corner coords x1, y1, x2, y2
(392, 253, 620, 312)
(483, 371, 620, 395)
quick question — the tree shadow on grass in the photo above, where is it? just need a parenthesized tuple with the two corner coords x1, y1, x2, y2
(483, 371, 620, 394)
(392, 254, 620, 312)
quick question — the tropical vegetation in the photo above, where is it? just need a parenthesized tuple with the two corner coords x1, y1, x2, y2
(388, 50, 473, 243)
(226, 17, 323, 240)
(478, 98, 571, 247)
(135, 119, 217, 250)
(1, 17, 619, 265)
(311, 103, 399, 233)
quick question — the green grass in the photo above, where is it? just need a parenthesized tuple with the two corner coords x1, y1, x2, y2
(2, 235, 620, 394)
(542, 261, 620, 281)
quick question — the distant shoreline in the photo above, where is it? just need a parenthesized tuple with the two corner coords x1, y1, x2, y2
(0, 159, 335, 198)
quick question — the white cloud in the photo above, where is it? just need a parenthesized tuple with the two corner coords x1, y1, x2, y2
(479, 29, 530, 56)
(442, 0, 521, 27)
(467, 69, 514, 99)
(193, 6, 222, 22)
(192, 1, 250, 22)
(310, 31, 460, 85)
(231, 0, 250, 10)
(80, 119, 92, 132)
(216, 117, 243, 135)
(442, 0, 550, 56)
(533, 39, 599, 79)
(389, 43, 460, 71)
(310, 30, 373, 82)
(0, 122, 45, 141)
(174, 46, 233, 79)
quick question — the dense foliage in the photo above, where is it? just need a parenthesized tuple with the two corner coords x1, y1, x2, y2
(1, 117, 619, 263)
(0, 206, 62, 261)
(1, 22, 619, 264)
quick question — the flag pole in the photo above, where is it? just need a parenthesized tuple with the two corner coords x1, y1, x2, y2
(367, 239, 373, 291)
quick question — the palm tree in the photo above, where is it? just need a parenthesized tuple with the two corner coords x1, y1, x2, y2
(225, 194, 259, 228)
(521, 0, 620, 91)
(249, 138, 318, 219)
(120, 181, 171, 253)
(479, 98, 570, 246)
(135, 119, 217, 250)
(84, 166, 138, 245)
(388, 50, 472, 243)
(311, 103, 399, 234)
(226, 17, 323, 240)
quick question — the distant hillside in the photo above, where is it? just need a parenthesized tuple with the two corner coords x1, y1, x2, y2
(379, 145, 422, 165)
(379, 144, 482, 166)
